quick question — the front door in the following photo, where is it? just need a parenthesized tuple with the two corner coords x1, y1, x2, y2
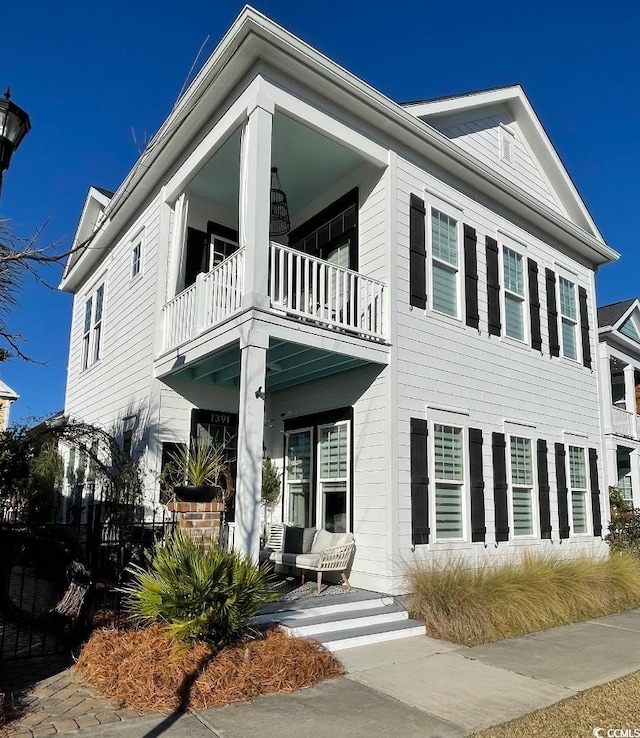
(284, 412, 351, 533)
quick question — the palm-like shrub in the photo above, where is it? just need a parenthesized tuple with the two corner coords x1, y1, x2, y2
(121, 530, 276, 646)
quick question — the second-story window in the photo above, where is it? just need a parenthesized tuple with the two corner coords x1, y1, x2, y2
(431, 209, 459, 318)
(559, 277, 578, 360)
(503, 247, 525, 341)
(131, 239, 142, 278)
(81, 283, 105, 370)
(82, 296, 92, 370)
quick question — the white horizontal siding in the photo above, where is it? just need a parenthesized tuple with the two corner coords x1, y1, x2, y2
(392, 152, 605, 574)
(428, 107, 562, 215)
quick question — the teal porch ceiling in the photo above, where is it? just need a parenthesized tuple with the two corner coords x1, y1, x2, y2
(174, 338, 370, 392)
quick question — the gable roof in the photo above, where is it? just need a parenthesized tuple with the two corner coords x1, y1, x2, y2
(598, 299, 637, 329)
(63, 185, 113, 280)
(0, 379, 18, 400)
(403, 85, 600, 239)
(59, 7, 618, 292)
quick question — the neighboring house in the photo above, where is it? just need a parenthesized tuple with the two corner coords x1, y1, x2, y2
(597, 299, 640, 508)
(0, 379, 18, 430)
(59, 7, 618, 594)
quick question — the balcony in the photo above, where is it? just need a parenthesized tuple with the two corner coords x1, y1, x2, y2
(611, 405, 636, 439)
(162, 243, 386, 353)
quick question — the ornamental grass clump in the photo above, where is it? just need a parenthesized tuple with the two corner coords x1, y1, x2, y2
(120, 529, 277, 646)
(405, 551, 640, 646)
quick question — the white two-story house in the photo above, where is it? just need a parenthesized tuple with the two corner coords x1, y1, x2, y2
(597, 299, 640, 509)
(60, 7, 618, 594)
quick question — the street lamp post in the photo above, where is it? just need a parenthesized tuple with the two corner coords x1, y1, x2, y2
(0, 88, 31, 192)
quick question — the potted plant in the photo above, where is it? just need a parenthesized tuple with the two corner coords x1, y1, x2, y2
(161, 440, 228, 502)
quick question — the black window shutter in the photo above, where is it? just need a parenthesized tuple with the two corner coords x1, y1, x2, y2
(537, 439, 552, 539)
(578, 287, 592, 369)
(492, 432, 509, 542)
(528, 259, 542, 351)
(486, 237, 501, 336)
(464, 225, 479, 329)
(555, 442, 570, 539)
(545, 269, 560, 357)
(409, 195, 427, 309)
(588, 447, 602, 537)
(469, 428, 486, 542)
(410, 418, 429, 544)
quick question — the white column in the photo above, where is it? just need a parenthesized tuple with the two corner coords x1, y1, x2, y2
(239, 99, 273, 311)
(631, 449, 640, 509)
(234, 331, 268, 560)
(166, 193, 188, 301)
(624, 364, 637, 438)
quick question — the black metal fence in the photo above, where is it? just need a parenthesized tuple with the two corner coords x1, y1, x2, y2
(0, 502, 175, 661)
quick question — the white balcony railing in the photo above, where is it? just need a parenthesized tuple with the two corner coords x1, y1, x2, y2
(163, 249, 245, 351)
(162, 243, 386, 352)
(611, 405, 635, 438)
(269, 243, 385, 340)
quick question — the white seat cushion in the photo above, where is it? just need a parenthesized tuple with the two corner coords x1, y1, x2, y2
(311, 529, 354, 553)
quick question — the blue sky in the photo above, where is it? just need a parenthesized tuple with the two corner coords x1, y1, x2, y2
(1, 0, 638, 424)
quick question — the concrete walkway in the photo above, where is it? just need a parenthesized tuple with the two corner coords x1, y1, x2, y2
(6, 608, 640, 737)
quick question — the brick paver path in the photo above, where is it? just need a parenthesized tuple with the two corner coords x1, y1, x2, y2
(3, 658, 144, 736)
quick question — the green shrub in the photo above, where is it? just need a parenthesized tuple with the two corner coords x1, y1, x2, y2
(121, 530, 277, 646)
(404, 552, 640, 646)
(606, 508, 640, 555)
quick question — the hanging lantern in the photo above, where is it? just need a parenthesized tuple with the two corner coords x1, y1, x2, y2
(269, 167, 290, 236)
(0, 88, 31, 193)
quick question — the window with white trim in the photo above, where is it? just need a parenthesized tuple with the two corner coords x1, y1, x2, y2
(568, 445, 588, 534)
(503, 247, 526, 341)
(616, 446, 633, 504)
(131, 238, 142, 278)
(81, 282, 105, 370)
(509, 436, 534, 536)
(433, 424, 464, 539)
(559, 277, 578, 360)
(430, 209, 459, 318)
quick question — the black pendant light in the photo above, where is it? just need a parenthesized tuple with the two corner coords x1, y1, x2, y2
(269, 167, 290, 236)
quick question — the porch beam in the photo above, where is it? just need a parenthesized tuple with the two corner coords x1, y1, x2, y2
(239, 94, 273, 311)
(234, 333, 269, 561)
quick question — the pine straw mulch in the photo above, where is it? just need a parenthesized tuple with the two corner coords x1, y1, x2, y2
(75, 625, 343, 713)
(0, 693, 24, 737)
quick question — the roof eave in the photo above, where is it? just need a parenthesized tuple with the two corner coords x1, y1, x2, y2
(61, 7, 618, 291)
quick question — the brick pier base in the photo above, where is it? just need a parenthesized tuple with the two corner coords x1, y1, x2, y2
(167, 500, 224, 549)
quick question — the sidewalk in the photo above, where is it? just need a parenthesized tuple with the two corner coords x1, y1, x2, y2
(6, 608, 640, 737)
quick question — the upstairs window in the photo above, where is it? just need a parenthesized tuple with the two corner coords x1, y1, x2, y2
(131, 238, 142, 278)
(559, 277, 578, 360)
(431, 209, 459, 318)
(503, 247, 525, 341)
(81, 282, 105, 370)
(433, 424, 464, 539)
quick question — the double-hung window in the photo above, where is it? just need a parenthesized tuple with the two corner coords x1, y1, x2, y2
(431, 209, 459, 318)
(503, 247, 526, 341)
(568, 445, 588, 534)
(433, 424, 464, 539)
(131, 238, 142, 278)
(81, 282, 105, 370)
(82, 297, 93, 370)
(509, 436, 534, 536)
(559, 277, 578, 360)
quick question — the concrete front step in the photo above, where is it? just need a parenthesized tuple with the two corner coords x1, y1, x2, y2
(254, 589, 426, 651)
(253, 592, 392, 626)
(318, 619, 427, 651)
(283, 604, 409, 637)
